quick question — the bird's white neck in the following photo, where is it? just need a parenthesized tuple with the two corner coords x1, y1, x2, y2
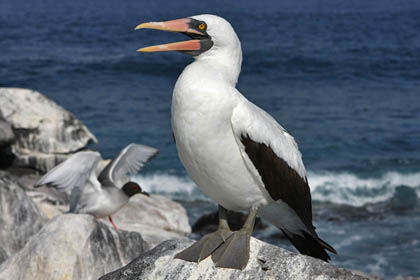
(193, 44, 242, 86)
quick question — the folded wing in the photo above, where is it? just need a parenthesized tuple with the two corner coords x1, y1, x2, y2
(230, 99, 336, 261)
(230, 99, 311, 228)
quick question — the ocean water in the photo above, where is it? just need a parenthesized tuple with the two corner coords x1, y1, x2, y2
(1, 0, 420, 277)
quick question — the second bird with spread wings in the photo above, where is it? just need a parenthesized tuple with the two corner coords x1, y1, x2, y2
(136, 14, 336, 269)
(35, 143, 158, 230)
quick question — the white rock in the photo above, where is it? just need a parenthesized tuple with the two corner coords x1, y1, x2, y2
(0, 88, 97, 171)
(110, 194, 191, 248)
(0, 214, 148, 280)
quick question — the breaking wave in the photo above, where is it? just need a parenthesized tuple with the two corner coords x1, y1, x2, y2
(132, 170, 420, 207)
(308, 171, 420, 206)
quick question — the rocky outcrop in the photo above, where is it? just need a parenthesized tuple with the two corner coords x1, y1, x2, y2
(112, 194, 191, 248)
(0, 168, 189, 279)
(0, 88, 97, 171)
(0, 111, 14, 147)
(26, 190, 192, 247)
(100, 238, 367, 280)
(2, 167, 69, 219)
(26, 187, 69, 219)
(0, 172, 46, 264)
(0, 214, 147, 280)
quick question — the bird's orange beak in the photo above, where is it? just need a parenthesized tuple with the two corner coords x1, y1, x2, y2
(135, 18, 204, 52)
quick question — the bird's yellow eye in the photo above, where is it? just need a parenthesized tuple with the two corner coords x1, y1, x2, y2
(198, 23, 206, 30)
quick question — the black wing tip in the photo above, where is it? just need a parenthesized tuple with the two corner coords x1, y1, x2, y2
(281, 229, 337, 262)
(316, 237, 337, 255)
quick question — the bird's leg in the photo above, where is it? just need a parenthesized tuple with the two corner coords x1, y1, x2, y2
(211, 205, 258, 270)
(108, 216, 118, 230)
(174, 205, 233, 263)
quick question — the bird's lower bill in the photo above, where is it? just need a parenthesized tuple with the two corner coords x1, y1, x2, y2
(137, 39, 201, 52)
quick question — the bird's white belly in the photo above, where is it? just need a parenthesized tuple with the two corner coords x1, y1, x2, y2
(84, 201, 121, 218)
(172, 102, 267, 211)
(79, 189, 126, 218)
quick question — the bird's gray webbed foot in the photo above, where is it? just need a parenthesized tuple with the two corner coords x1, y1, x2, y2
(175, 205, 233, 263)
(211, 205, 258, 270)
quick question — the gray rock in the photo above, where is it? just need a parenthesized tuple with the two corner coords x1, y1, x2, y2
(100, 238, 368, 280)
(0, 111, 14, 147)
(0, 214, 148, 280)
(0, 171, 46, 264)
(112, 194, 191, 248)
(1, 168, 68, 219)
(26, 188, 69, 219)
(24, 191, 192, 246)
(0, 88, 97, 171)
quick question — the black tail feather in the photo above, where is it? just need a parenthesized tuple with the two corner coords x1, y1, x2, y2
(281, 229, 337, 262)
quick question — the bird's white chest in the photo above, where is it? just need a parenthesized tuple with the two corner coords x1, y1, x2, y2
(80, 187, 128, 218)
(171, 70, 266, 210)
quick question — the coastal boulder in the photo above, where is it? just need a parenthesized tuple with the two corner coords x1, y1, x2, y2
(0, 214, 147, 280)
(0, 88, 97, 171)
(0, 171, 46, 264)
(100, 238, 367, 280)
(98, 194, 191, 248)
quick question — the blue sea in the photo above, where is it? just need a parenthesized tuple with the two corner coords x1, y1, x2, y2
(1, 0, 420, 277)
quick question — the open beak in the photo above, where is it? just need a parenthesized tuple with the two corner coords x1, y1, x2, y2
(135, 18, 205, 53)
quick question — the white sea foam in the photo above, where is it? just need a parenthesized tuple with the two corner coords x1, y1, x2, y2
(308, 171, 420, 206)
(132, 170, 420, 207)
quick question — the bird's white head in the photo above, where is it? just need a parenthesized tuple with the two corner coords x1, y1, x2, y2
(136, 14, 242, 83)
(189, 15, 241, 58)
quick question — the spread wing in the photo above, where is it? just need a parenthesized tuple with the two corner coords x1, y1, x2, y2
(98, 143, 158, 188)
(230, 99, 314, 232)
(35, 151, 103, 194)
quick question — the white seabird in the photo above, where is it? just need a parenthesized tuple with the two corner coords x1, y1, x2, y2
(35, 143, 158, 229)
(136, 14, 336, 269)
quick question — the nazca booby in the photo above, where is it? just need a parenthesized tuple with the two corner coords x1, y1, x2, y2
(35, 143, 158, 230)
(136, 15, 336, 269)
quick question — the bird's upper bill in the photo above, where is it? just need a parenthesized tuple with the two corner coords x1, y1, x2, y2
(135, 17, 213, 55)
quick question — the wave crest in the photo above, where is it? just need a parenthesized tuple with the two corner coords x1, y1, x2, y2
(309, 171, 420, 206)
(132, 171, 420, 207)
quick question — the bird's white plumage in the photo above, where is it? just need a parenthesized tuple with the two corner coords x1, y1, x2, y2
(231, 97, 306, 179)
(36, 151, 102, 194)
(106, 143, 158, 187)
(172, 15, 310, 234)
